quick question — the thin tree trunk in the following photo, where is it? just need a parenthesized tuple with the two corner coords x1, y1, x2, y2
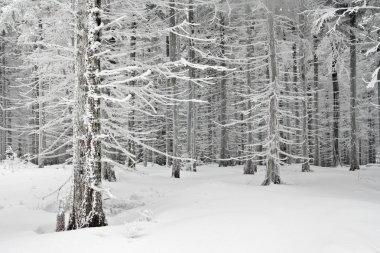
(291, 42, 299, 163)
(187, 0, 196, 171)
(219, 13, 229, 167)
(127, 20, 137, 169)
(0, 40, 5, 160)
(244, 7, 257, 174)
(299, 4, 310, 172)
(313, 36, 320, 166)
(37, 20, 44, 168)
(368, 91, 376, 163)
(170, 0, 181, 178)
(349, 11, 360, 171)
(332, 45, 340, 167)
(262, 5, 281, 185)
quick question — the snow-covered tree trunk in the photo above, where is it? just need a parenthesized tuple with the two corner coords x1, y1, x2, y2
(127, 20, 137, 169)
(284, 69, 291, 164)
(37, 20, 45, 168)
(368, 91, 376, 163)
(82, 0, 106, 227)
(219, 12, 229, 168)
(300, 4, 310, 172)
(262, 4, 281, 185)
(0, 40, 5, 160)
(68, 0, 87, 230)
(332, 45, 340, 167)
(349, 11, 360, 171)
(186, 0, 196, 172)
(38, 77, 44, 168)
(313, 36, 320, 166)
(68, 0, 106, 229)
(244, 8, 257, 174)
(291, 42, 299, 163)
(170, 0, 181, 178)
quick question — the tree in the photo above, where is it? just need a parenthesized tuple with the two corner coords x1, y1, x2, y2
(68, 0, 106, 229)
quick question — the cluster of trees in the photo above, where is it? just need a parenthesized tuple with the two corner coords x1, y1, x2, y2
(0, 0, 379, 228)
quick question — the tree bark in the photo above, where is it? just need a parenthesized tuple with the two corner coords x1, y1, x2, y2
(68, 0, 106, 229)
(37, 20, 45, 168)
(332, 45, 340, 167)
(299, 3, 310, 172)
(313, 36, 320, 166)
(219, 12, 229, 167)
(127, 19, 137, 169)
(349, 11, 360, 171)
(187, 0, 196, 171)
(368, 91, 376, 163)
(262, 5, 281, 185)
(170, 0, 181, 178)
(244, 7, 257, 174)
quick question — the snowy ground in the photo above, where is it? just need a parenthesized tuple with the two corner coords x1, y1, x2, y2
(1, 161, 380, 253)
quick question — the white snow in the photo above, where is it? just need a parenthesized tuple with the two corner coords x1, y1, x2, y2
(1, 162, 380, 253)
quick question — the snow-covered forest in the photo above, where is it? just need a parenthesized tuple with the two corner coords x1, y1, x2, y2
(0, 0, 380, 252)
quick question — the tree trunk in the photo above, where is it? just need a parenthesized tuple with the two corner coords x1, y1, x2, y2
(68, 0, 86, 230)
(127, 20, 137, 169)
(219, 13, 229, 167)
(37, 19, 45, 168)
(313, 36, 320, 166)
(299, 4, 310, 172)
(0, 40, 5, 160)
(349, 11, 360, 171)
(68, 0, 106, 229)
(187, 0, 196, 171)
(332, 45, 340, 167)
(170, 0, 181, 178)
(291, 42, 299, 163)
(368, 91, 376, 163)
(262, 6, 281, 185)
(244, 9, 257, 174)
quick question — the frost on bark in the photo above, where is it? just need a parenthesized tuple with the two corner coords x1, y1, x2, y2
(368, 91, 376, 163)
(187, 0, 197, 172)
(37, 20, 45, 169)
(313, 36, 320, 166)
(219, 12, 230, 168)
(349, 11, 360, 171)
(331, 44, 341, 167)
(127, 19, 137, 169)
(299, 3, 310, 172)
(262, 6, 281, 186)
(0, 39, 7, 160)
(68, 0, 106, 229)
(170, 0, 181, 178)
(244, 7, 257, 175)
(56, 200, 66, 232)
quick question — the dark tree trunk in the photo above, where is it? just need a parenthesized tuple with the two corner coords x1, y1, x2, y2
(219, 13, 230, 167)
(313, 36, 320, 166)
(169, 0, 181, 178)
(332, 46, 340, 167)
(349, 11, 360, 171)
(368, 92, 376, 163)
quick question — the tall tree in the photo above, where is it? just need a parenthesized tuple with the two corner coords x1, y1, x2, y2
(170, 0, 181, 178)
(68, 0, 106, 229)
(349, 8, 360, 171)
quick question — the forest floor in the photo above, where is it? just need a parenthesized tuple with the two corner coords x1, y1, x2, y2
(0, 161, 380, 253)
